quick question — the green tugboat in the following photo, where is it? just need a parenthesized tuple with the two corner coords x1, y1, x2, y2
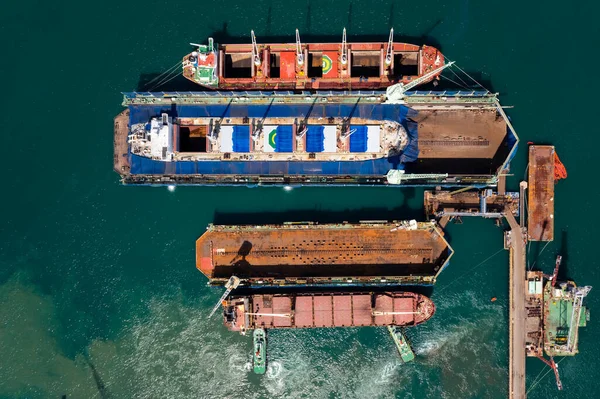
(387, 326, 415, 363)
(253, 328, 267, 374)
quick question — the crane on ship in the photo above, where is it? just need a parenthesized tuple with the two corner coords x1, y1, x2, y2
(251, 30, 261, 66)
(384, 61, 456, 103)
(208, 276, 241, 318)
(296, 29, 304, 66)
(385, 28, 394, 66)
(534, 354, 563, 391)
(341, 28, 348, 65)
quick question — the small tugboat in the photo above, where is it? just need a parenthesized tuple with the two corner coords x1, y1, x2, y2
(253, 328, 267, 375)
(387, 325, 415, 363)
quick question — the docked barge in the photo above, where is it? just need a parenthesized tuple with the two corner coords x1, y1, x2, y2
(196, 221, 453, 287)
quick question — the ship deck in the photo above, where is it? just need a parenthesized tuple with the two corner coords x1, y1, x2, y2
(528, 145, 555, 241)
(196, 222, 451, 285)
(113, 109, 130, 175)
(414, 108, 507, 159)
(225, 292, 434, 331)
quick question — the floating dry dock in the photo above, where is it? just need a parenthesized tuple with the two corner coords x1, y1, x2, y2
(196, 221, 452, 287)
(223, 291, 435, 333)
(114, 91, 518, 187)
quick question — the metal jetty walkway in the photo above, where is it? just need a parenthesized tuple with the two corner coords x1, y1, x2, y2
(506, 212, 526, 399)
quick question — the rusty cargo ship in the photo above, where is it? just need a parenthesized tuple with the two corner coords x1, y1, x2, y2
(183, 29, 443, 90)
(196, 221, 453, 287)
(114, 90, 518, 187)
(223, 291, 435, 333)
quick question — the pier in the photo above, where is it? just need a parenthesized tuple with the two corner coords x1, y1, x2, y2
(506, 211, 527, 399)
(425, 145, 560, 398)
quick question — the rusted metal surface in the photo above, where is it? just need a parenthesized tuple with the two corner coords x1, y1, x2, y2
(184, 42, 442, 90)
(413, 109, 507, 159)
(424, 190, 519, 217)
(223, 292, 435, 332)
(196, 222, 452, 286)
(113, 109, 130, 175)
(528, 146, 555, 241)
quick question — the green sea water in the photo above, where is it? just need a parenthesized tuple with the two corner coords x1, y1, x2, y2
(1, 0, 600, 397)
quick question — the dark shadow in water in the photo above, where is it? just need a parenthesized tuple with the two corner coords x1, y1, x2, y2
(347, 2, 353, 30)
(306, 0, 312, 34)
(84, 353, 111, 399)
(559, 229, 569, 281)
(266, 4, 272, 37)
(206, 22, 443, 53)
(213, 202, 422, 226)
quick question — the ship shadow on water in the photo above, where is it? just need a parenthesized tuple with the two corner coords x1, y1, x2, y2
(204, 21, 444, 58)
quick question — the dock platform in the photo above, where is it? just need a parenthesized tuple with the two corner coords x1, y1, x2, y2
(528, 146, 555, 241)
(506, 212, 526, 399)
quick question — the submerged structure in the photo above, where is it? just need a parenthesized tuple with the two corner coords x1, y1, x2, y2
(223, 291, 435, 333)
(114, 90, 518, 187)
(183, 29, 443, 90)
(196, 221, 452, 287)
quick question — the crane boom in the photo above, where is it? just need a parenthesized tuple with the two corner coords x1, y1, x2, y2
(384, 61, 456, 103)
(296, 29, 304, 65)
(341, 28, 348, 65)
(251, 30, 261, 66)
(534, 354, 563, 390)
(208, 276, 240, 318)
(385, 28, 394, 65)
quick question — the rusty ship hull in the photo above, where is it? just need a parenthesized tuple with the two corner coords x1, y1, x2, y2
(183, 35, 443, 90)
(196, 221, 453, 287)
(223, 291, 435, 333)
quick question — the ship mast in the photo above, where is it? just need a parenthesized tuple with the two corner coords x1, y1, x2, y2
(341, 28, 348, 65)
(251, 30, 261, 66)
(385, 28, 394, 65)
(296, 29, 304, 65)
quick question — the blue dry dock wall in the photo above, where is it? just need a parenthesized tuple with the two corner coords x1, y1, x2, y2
(128, 103, 419, 176)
